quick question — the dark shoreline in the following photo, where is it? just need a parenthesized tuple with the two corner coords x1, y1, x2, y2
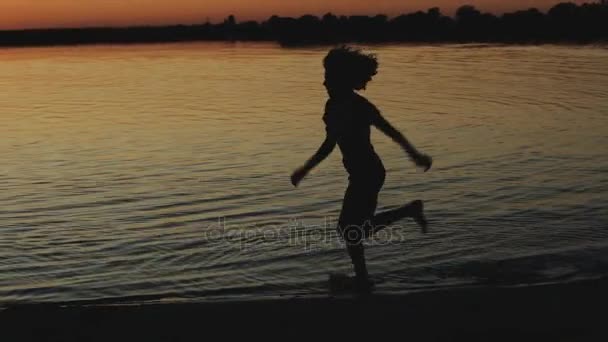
(2, 278, 607, 341)
(1, 2, 607, 48)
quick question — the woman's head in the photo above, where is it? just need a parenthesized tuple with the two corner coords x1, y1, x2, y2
(323, 46, 378, 95)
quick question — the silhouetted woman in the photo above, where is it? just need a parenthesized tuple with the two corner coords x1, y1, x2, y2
(291, 46, 432, 292)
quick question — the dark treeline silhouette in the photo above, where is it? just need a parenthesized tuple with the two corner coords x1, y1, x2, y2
(1, 2, 607, 47)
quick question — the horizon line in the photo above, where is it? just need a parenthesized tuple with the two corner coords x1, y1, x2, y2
(0, 2, 597, 32)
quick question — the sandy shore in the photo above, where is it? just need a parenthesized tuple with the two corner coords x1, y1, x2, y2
(2, 278, 607, 341)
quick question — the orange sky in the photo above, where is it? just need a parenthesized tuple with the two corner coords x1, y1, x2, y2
(0, 0, 590, 30)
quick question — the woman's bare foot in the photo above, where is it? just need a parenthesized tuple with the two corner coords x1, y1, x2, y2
(353, 275, 375, 294)
(410, 200, 428, 234)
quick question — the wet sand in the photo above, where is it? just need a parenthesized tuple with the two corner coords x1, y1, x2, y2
(2, 278, 607, 341)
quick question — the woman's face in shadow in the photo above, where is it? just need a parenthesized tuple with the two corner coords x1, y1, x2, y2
(323, 71, 331, 91)
(324, 71, 368, 96)
(324, 72, 347, 97)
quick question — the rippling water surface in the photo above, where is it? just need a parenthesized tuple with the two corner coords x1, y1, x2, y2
(1, 43, 607, 304)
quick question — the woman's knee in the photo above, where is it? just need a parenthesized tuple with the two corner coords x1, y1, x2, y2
(340, 224, 365, 245)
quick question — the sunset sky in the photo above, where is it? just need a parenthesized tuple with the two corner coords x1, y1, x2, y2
(1, 0, 589, 30)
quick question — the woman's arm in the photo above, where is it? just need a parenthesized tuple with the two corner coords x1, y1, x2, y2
(372, 112, 432, 171)
(291, 134, 337, 187)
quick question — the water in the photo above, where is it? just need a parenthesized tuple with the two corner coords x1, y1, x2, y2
(1, 42, 607, 304)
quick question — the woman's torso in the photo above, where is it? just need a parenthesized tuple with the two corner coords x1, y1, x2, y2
(323, 93, 385, 182)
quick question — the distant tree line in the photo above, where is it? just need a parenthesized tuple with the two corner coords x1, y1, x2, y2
(0, 2, 607, 47)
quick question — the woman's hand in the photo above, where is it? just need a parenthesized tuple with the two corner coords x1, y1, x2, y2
(413, 153, 433, 172)
(290, 167, 308, 187)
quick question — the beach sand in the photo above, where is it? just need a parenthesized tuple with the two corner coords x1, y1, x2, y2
(2, 278, 607, 341)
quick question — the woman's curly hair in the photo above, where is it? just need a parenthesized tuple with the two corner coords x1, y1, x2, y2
(323, 46, 378, 90)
